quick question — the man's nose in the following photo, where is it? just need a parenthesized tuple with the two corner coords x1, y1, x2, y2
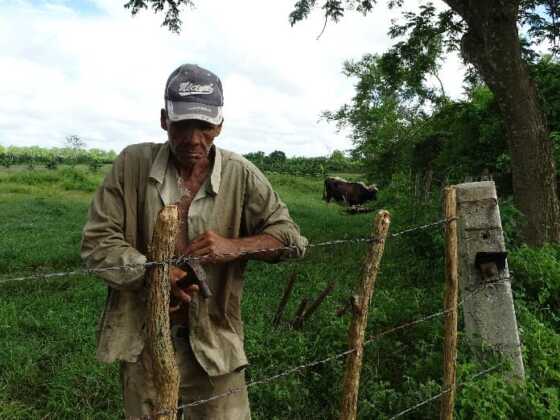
(179, 127, 205, 144)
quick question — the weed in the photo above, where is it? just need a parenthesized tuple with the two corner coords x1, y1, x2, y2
(0, 167, 558, 419)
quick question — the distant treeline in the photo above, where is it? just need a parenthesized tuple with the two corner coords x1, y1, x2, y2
(243, 150, 363, 177)
(0, 145, 362, 176)
(0, 145, 117, 172)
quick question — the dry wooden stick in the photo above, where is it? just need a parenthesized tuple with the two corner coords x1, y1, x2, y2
(301, 281, 336, 323)
(336, 298, 352, 317)
(339, 210, 391, 420)
(336, 296, 360, 318)
(440, 187, 459, 420)
(272, 272, 297, 327)
(147, 205, 180, 420)
(291, 297, 309, 329)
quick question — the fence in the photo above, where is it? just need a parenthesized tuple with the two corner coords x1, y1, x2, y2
(0, 181, 523, 419)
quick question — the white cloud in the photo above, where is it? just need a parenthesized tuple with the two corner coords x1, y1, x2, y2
(0, 0, 465, 156)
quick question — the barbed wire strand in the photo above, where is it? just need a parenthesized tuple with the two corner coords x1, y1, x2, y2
(0, 218, 451, 285)
(390, 218, 454, 238)
(144, 313, 446, 419)
(386, 363, 505, 420)
(144, 280, 510, 419)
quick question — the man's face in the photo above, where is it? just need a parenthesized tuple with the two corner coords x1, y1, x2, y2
(161, 110, 222, 166)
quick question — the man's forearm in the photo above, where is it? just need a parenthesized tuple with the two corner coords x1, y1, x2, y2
(232, 234, 284, 261)
(185, 230, 285, 263)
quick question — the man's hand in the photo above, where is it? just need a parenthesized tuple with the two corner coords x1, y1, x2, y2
(169, 265, 199, 312)
(184, 230, 242, 263)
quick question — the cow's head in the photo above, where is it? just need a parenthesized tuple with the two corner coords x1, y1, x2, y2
(366, 184, 378, 201)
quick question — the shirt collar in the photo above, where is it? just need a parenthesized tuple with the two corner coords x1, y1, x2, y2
(208, 146, 222, 196)
(148, 142, 170, 185)
(148, 142, 222, 196)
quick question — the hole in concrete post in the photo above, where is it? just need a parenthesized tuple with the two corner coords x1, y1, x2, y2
(481, 232, 489, 240)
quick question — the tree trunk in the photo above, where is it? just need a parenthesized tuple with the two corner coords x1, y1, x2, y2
(423, 165, 433, 202)
(445, 0, 560, 245)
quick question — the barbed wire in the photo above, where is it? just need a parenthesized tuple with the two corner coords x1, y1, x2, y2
(390, 217, 454, 238)
(143, 280, 512, 419)
(0, 218, 451, 285)
(386, 363, 505, 419)
(143, 314, 446, 419)
(0, 191, 521, 420)
(2, 213, 515, 419)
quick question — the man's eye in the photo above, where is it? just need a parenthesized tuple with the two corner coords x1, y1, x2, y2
(197, 122, 214, 131)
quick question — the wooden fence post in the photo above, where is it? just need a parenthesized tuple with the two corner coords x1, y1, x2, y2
(455, 181, 525, 379)
(339, 210, 391, 420)
(147, 205, 180, 420)
(440, 187, 459, 420)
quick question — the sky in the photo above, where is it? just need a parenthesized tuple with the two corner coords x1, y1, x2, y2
(0, 0, 466, 157)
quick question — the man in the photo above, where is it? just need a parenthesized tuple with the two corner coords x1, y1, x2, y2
(81, 63, 307, 419)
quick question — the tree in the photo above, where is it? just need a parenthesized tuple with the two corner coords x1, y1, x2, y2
(268, 150, 287, 163)
(446, 1, 560, 246)
(329, 149, 345, 163)
(64, 134, 86, 167)
(65, 134, 86, 150)
(124, 0, 560, 245)
(323, 53, 427, 186)
(291, 0, 560, 246)
(124, 0, 194, 33)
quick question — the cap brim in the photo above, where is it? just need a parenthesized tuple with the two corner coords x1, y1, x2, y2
(166, 100, 223, 125)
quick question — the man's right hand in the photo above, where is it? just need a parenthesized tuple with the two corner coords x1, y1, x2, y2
(169, 265, 199, 312)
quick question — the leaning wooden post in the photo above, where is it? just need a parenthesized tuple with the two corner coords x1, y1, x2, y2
(339, 210, 391, 420)
(301, 281, 336, 324)
(440, 187, 459, 420)
(291, 296, 309, 330)
(273, 272, 297, 327)
(147, 205, 180, 420)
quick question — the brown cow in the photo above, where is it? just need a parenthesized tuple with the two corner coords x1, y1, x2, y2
(323, 176, 378, 206)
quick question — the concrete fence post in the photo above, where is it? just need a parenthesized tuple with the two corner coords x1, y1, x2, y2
(455, 181, 525, 379)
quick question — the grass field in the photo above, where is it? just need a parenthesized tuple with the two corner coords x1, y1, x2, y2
(1, 165, 559, 419)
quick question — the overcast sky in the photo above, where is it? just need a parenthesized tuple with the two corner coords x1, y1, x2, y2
(0, 0, 465, 157)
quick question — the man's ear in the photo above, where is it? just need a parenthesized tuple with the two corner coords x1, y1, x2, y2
(160, 109, 168, 131)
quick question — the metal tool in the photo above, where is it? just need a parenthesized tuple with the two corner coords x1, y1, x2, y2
(175, 259, 212, 299)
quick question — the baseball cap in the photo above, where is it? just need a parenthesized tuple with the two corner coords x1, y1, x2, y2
(164, 64, 224, 125)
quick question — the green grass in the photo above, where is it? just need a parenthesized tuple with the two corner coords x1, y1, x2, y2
(1, 167, 559, 419)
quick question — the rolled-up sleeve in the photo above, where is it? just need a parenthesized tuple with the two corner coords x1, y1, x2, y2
(80, 151, 146, 290)
(243, 169, 308, 259)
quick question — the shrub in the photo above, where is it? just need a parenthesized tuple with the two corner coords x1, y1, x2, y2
(87, 158, 103, 173)
(59, 167, 98, 192)
(2, 170, 61, 185)
(509, 244, 560, 312)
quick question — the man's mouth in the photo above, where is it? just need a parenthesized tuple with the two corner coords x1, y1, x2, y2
(178, 150, 203, 157)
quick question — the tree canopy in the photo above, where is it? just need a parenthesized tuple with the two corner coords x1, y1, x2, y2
(124, 0, 560, 245)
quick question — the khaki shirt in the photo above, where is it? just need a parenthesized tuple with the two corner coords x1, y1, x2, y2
(81, 142, 307, 375)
